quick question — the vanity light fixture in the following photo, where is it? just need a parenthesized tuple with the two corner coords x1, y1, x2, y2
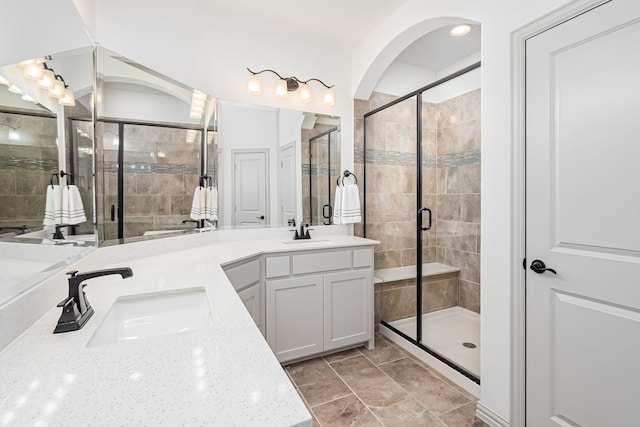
(247, 68, 335, 106)
(450, 24, 472, 37)
(16, 58, 76, 106)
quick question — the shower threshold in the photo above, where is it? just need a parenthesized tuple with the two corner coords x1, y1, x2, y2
(382, 306, 480, 393)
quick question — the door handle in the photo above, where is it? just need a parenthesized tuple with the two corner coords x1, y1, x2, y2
(110, 205, 116, 222)
(530, 259, 557, 275)
(256, 215, 265, 220)
(322, 204, 332, 219)
(418, 207, 432, 231)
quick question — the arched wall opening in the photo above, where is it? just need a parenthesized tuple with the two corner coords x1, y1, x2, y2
(352, 15, 483, 394)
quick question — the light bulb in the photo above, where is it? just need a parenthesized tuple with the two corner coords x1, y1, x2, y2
(247, 75, 261, 95)
(298, 83, 312, 103)
(48, 80, 65, 99)
(323, 88, 335, 107)
(38, 69, 55, 89)
(275, 79, 288, 99)
(23, 64, 43, 80)
(59, 89, 75, 106)
(450, 25, 471, 37)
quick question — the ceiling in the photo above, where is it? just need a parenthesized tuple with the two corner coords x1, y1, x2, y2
(203, 0, 409, 46)
(397, 24, 481, 72)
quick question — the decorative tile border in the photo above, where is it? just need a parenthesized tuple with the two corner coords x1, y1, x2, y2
(302, 164, 342, 176)
(101, 161, 199, 175)
(0, 157, 58, 171)
(354, 148, 480, 168)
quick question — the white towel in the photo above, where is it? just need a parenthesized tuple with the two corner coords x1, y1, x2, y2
(340, 183, 361, 224)
(204, 186, 218, 221)
(333, 185, 343, 225)
(43, 184, 62, 226)
(190, 186, 205, 220)
(61, 185, 87, 225)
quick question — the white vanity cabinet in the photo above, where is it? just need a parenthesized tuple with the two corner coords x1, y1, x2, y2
(222, 257, 264, 335)
(265, 247, 374, 363)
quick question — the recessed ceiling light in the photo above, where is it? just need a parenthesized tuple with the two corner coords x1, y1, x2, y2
(450, 25, 471, 37)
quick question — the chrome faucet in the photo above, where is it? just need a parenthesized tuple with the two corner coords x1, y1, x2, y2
(54, 267, 134, 334)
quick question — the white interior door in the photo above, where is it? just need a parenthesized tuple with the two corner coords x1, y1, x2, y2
(280, 142, 296, 226)
(233, 150, 267, 227)
(526, 1, 640, 425)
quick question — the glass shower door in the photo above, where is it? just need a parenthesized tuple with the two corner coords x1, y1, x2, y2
(366, 94, 419, 340)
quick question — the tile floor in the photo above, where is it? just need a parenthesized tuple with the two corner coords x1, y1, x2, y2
(285, 334, 488, 427)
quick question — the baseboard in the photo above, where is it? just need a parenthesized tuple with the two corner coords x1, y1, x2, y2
(476, 401, 510, 427)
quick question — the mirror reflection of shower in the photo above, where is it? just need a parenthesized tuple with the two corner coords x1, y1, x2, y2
(302, 123, 340, 225)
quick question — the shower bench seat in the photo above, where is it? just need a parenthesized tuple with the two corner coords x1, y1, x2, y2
(374, 262, 460, 284)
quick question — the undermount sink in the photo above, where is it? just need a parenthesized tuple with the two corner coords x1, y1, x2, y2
(86, 287, 212, 347)
(281, 239, 333, 245)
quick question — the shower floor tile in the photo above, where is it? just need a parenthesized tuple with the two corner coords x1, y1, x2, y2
(284, 334, 487, 427)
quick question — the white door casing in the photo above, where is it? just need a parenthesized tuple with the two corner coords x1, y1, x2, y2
(232, 149, 268, 227)
(280, 142, 296, 226)
(525, 1, 640, 425)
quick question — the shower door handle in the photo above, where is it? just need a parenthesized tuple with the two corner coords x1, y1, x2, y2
(110, 205, 116, 222)
(418, 207, 432, 231)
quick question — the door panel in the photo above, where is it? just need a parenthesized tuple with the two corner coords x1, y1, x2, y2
(526, 1, 640, 425)
(233, 150, 267, 227)
(280, 142, 296, 226)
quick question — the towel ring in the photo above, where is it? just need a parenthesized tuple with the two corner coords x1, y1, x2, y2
(337, 170, 357, 186)
(50, 173, 59, 187)
(60, 170, 73, 186)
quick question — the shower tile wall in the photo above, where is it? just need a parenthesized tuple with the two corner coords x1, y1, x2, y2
(98, 122, 200, 240)
(355, 88, 481, 318)
(0, 112, 57, 231)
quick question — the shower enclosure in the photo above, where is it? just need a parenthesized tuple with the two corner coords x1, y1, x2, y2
(363, 63, 481, 382)
(302, 126, 340, 225)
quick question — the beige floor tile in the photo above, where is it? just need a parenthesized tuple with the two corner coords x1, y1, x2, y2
(312, 394, 382, 427)
(379, 358, 470, 415)
(331, 355, 408, 411)
(286, 358, 352, 407)
(324, 347, 363, 364)
(373, 397, 447, 427)
(359, 335, 407, 366)
(438, 402, 488, 427)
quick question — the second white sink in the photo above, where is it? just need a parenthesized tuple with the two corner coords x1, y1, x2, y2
(87, 287, 212, 347)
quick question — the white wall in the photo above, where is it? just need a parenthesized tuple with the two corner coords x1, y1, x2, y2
(350, 0, 576, 421)
(217, 101, 278, 227)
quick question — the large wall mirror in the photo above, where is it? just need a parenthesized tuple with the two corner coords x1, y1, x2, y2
(95, 47, 216, 244)
(217, 100, 340, 229)
(0, 46, 96, 306)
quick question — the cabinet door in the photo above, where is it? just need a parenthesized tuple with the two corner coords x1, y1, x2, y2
(323, 270, 373, 351)
(266, 275, 324, 363)
(238, 283, 263, 335)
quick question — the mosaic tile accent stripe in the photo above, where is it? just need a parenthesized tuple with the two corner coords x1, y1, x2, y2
(0, 157, 58, 171)
(302, 164, 342, 176)
(101, 161, 199, 175)
(354, 148, 480, 168)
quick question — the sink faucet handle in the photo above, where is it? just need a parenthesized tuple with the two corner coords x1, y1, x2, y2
(66, 270, 78, 277)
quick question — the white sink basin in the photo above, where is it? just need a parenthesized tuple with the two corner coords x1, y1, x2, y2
(86, 287, 212, 347)
(281, 239, 333, 246)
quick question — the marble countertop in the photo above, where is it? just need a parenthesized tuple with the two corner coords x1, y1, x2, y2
(0, 235, 377, 426)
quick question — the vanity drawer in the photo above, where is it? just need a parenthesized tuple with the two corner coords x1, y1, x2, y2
(266, 256, 290, 278)
(353, 248, 373, 268)
(292, 250, 351, 275)
(224, 258, 261, 291)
